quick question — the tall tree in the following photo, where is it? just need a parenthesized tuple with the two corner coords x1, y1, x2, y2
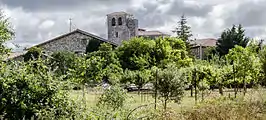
(173, 14, 193, 53)
(0, 10, 14, 59)
(216, 24, 249, 56)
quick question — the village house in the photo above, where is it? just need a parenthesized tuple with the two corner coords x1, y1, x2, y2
(190, 38, 217, 59)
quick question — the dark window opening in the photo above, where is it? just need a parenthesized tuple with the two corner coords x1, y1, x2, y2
(116, 32, 119, 38)
(112, 18, 116, 26)
(118, 17, 122, 25)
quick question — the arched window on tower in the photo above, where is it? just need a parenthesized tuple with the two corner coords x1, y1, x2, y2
(112, 18, 116, 26)
(118, 17, 122, 25)
(115, 32, 119, 37)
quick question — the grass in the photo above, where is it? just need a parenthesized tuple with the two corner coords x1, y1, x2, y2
(69, 88, 266, 111)
(69, 87, 266, 119)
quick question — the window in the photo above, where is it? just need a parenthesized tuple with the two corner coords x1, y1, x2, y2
(112, 18, 116, 26)
(118, 17, 122, 25)
(115, 32, 119, 38)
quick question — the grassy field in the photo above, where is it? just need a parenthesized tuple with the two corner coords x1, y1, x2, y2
(69, 87, 266, 113)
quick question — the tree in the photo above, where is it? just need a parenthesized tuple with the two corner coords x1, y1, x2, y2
(49, 51, 77, 78)
(88, 43, 123, 84)
(121, 69, 151, 94)
(173, 14, 192, 43)
(0, 10, 14, 59)
(0, 60, 75, 119)
(155, 65, 185, 110)
(117, 37, 155, 70)
(154, 37, 192, 68)
(23, 47, 42, 62)
(86, 38, 104, 53)
(260, 48, 266, 86)
(173, 14, 193, 53)
(226, 45, 258, 95)
(216, 24, 249, 56)
(117, 37, 192, 71)
(71, 55, 103, 86)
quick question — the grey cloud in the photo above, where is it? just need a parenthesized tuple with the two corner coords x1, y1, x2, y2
(3, 0, 266, 52)
(127, 1, 173, 29)
(1, 0, 129, 11)
(224, 0, 266, 27)
(166, 0, 213, 17)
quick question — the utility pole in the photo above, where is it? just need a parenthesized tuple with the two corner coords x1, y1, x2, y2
(69, 18, 72, 32)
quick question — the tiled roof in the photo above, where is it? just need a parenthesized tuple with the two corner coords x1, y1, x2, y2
(138, 30, 169, 36)
(190, 38, 217, 47)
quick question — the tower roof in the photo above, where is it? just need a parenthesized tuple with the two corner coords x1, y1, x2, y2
(107, 11, 130, 16)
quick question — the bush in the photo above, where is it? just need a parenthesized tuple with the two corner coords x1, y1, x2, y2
(0, 60, 75, 119)
(97, 85, 127, 110)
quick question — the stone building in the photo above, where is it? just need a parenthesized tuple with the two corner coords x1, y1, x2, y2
(31, 29, 115, 55)
(190, 38, 217, 59)
(107, 12, 169, 45)
(7, 11, 168, 60)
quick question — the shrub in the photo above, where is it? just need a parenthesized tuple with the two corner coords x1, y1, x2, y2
(97, 85, 127, 110)
(0, 60, 75, 119)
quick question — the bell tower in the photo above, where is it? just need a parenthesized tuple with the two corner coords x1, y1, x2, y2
(107, 12, 138, 45)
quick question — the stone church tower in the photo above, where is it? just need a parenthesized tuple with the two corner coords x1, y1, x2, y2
(107, 12, 138, 45)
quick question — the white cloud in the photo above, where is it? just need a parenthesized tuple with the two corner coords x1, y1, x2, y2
(38, 20, 55, 30)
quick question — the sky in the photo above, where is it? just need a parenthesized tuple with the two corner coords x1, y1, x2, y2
(1, 0, 266, 51)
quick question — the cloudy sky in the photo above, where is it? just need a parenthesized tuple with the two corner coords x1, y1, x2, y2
(1, 0, 266, 51)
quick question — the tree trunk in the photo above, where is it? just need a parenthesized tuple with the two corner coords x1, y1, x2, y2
(219, 84, 223, 96)
(243, 79, 247, 96)
(201, 90, 204, 102)
(190, 85, 193, 97)
(195, 85, 197, 104)
(164, 99, 167, 111)
(234, 83, 237, 98)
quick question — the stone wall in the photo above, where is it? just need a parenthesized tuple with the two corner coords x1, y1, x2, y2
(39, 32, 92, 54)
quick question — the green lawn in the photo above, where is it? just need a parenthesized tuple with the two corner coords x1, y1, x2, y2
(69, 88, 266, 113)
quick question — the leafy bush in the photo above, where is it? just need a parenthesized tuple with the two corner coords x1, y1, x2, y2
(0, 60, 75, 119)
(23, 47, 42, 62)
(97, 85, 127, 110)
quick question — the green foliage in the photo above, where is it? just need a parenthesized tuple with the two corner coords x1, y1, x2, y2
(86, 38, 103, 53)
(154, 37, 192, 68)
(88, 43, 123, 84)
(173, 14, 192, 43)
(216, 24, 249, 56)
(117, 37, 192, 70)
(97, 86, 127, 110)
(0, 10, 14, 59)
(226, 46, 259, 83)
(172, 14, 193, 55)
(23, 47, 42, 62)
(155, 65, 185, 110)
(259, 48, 266, 85)
(117, 37, 156, 70)
(0, 60, 74, 119)
(50, 51, 77, 77)
(121, 69, 152, 91)
(70, 56, 103, 85)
